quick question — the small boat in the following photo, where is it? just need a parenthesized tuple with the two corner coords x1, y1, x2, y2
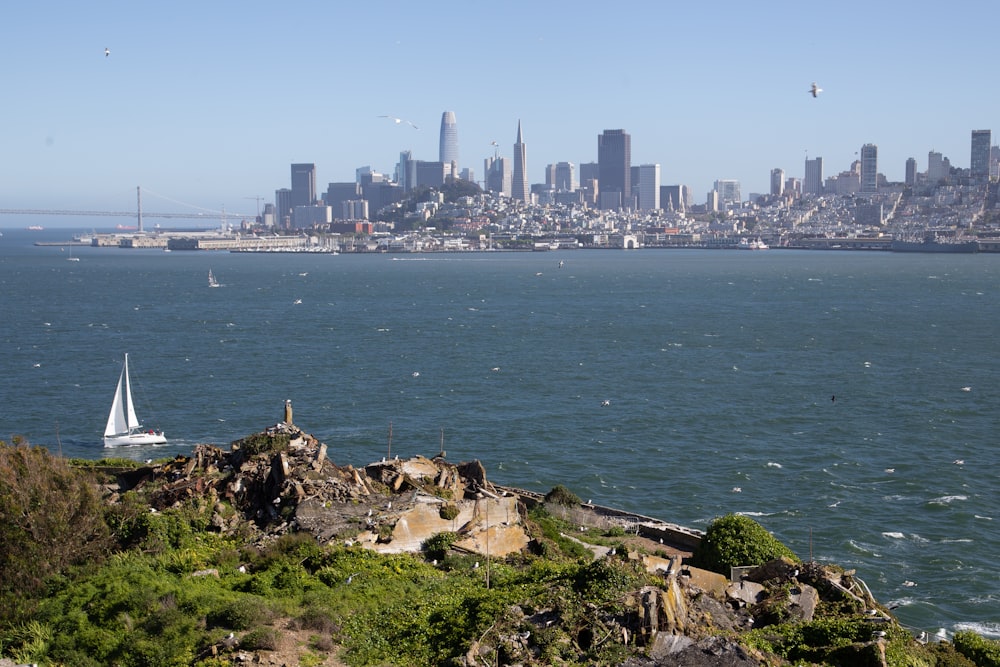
(739, 237, 769, 250)
(208, 269, 221, 287)
(103, 354, 166, 447)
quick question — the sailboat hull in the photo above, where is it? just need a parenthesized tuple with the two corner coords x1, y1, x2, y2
(104, 430, 167, 448)
(103, 354, 166, 447)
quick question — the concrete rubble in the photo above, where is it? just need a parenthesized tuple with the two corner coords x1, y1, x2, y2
(111, 419, 531, 558)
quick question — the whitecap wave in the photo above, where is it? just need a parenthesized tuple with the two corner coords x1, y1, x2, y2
(928, 495, 968, 505)
(766, 461, 782, 468)
(882, 532, 905, 539)
(954, 622, 1000, 639)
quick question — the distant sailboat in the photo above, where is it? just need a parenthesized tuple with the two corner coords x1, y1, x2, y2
(67, 246, 80, 261)
(103, 354, 166, 447)
(208, 269, 221, 287)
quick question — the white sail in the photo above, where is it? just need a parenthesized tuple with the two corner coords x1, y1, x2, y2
(103, 354, 166, 447)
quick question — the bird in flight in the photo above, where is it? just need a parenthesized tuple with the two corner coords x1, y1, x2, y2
(378, 115, 418, 129)
(105, 47, 110, 57)
(809, 82, 822, 98)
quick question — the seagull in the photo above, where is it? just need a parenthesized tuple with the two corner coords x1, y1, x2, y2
(601, 399, 611, 407)
(732, 486, 742, 493)
(378, 115, 418, 129)
(105, 47, 110, 57)
(809, 82, 822, 97)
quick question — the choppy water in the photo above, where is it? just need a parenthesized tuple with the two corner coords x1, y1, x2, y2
(2, 226, 998, 639)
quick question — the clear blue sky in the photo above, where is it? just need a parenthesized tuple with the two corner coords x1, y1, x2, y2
(3, 1, 996, 219)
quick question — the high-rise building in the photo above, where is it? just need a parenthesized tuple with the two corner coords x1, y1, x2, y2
(927, 150, 949, 183)
(660, 185, 687, 212)
(860, 144, 878, 193)
(275, 188, 293, 228)
(804, 157, 824, 195)
(512, 120, 529, 203)
(484, 156, 512, 197)
(905, 157, 917, 186)
(637, 164, 660, 211)
(770, 168, 785, 196)
(598, 129, 631, 210)
(396, 151, 415, 192)
(325, 182, 361, 220)
(714, 179, 741, 204)
(555, 162, 575, 191)
(290, 163, 316, 208)
(439, 111, 459, 171)
(970, 129, 991, 181)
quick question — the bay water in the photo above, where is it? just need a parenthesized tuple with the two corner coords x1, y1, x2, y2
(1, 227, 997, 640)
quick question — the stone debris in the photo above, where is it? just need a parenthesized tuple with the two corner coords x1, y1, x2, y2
(108, 420, 528, 557)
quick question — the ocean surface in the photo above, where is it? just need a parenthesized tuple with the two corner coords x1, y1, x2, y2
(2, 226, 998, 640)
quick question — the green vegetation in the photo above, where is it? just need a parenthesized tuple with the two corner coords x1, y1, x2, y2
(953, 630, 1000, 666)
(1, 441, 995, 667)
(543, 483, 581, 506)
(0, 441, 111, 620)
(688, 512, 799, 575)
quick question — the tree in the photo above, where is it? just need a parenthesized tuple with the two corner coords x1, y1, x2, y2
(0, 440, 111, 619)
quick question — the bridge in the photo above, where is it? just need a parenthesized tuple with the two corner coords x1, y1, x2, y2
(0, 209, 251, 220)
(0, 186, 254, 226)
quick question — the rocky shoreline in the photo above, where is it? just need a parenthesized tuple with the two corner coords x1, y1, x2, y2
(79, 407, 973, 666)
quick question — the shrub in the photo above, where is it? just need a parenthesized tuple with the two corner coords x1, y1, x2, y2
(0, 441, 111, 619)
(206, 597, 272, 630)
(953, 630, 1000, 666)
(688, 513, 798, 575)
(422, 532, 459, 561)
(237, 432, 290, 457)
(240, 627, 281, 651)
(544, 484, 580, 506)
(439, 503, 460, 520)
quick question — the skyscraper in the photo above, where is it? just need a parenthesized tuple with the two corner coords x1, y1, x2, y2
(970, 129, 991, 181)
(598, 129, 631, 210)
(860, 144, 878, 193)
(291, 163, 316, 208)
(484, 156, 512, 197)
(804, 157, 823, 195)
(637, 164, 660, 211)
(512, 120, 529, 203)
(770, 168, 785, 196)
(439, 111, 459, 171)
(554, 162, 575, 192)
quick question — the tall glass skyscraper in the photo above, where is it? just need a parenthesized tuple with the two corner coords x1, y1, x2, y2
(598, 129, 631, 210)
(860, 144, 878, 193)
(970, 129, 991, 181)
(512, 121, 529, 203)
(290, 163, 316, 208)
(439, 111, 459, 169)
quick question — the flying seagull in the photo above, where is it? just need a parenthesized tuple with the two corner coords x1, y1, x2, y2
(378, 115, 418, 129)
(105, 47, 110, 57)
(809, 82, 822, 98)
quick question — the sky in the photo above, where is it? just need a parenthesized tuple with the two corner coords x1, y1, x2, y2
(3, 0, 998, 222)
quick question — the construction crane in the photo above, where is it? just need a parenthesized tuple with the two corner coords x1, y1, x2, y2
(244, 196, 263, 218)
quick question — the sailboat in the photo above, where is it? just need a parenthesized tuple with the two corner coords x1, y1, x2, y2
(208, 269, 221, 287)
(103, 354, 166, 447)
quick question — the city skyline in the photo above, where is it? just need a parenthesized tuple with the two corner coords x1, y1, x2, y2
(3, 1, 997, 220)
